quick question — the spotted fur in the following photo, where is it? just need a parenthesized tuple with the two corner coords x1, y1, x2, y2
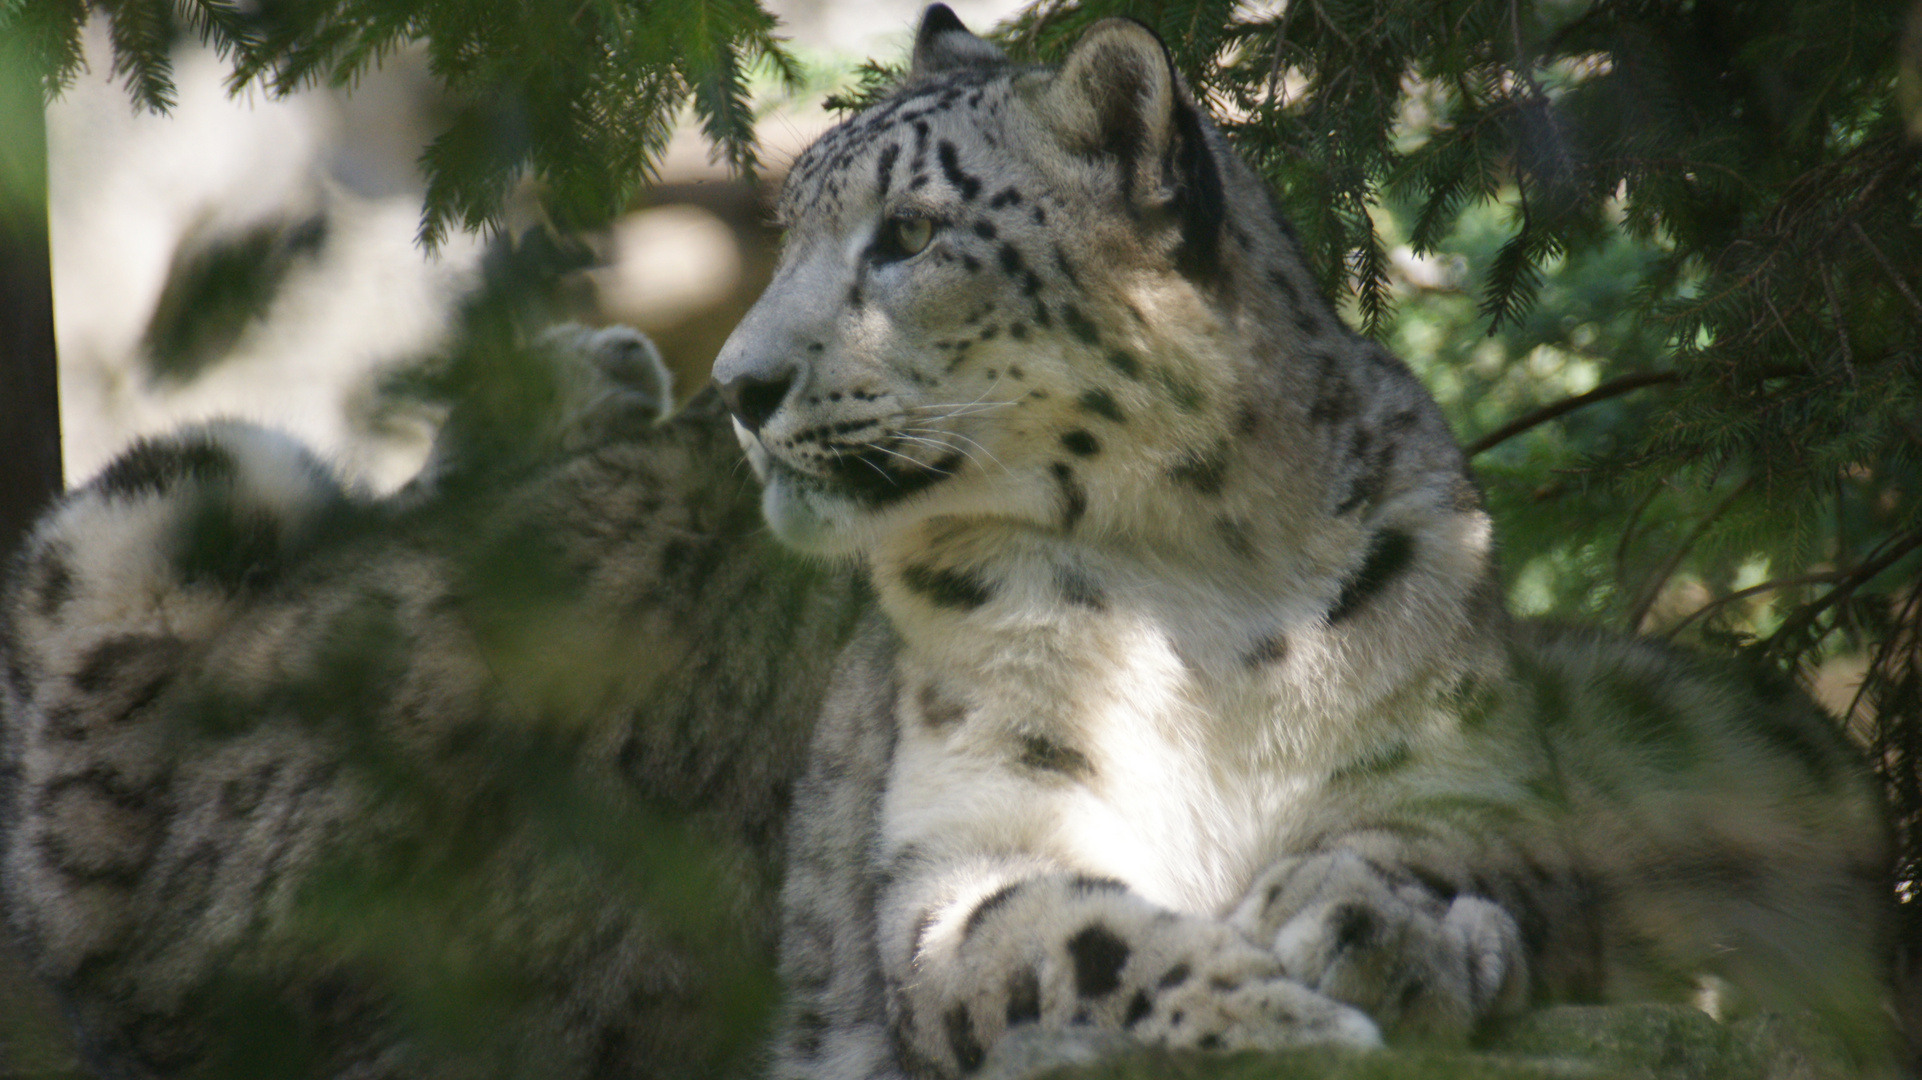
(0, 327, 866, 1079)
(713, 9, 1893, 1077)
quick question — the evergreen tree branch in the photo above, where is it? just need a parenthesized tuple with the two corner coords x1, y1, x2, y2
(1263, 0, 1302, 103)
(1818, 257, 1858, 386)
(1848, 585, 1922, 729)
(1660, 570, 1848, 640)
(1772, 527, 1922, 651)
(1305, 0, 1355, 51)
(1613, 481, 1666, 588)
(1626, 475, 1753, 632)
(1466, 371, 1681, 457)
(1850, 219, 1922, 323)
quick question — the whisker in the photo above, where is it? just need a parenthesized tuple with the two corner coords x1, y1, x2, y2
(903, 399, 1020, 412)
(939, 434, 1006, 473)
(911, 406, 1016, 428)
(899, 428, 1007, 474)
(904, 403, 1018, 421)
(903, 394, 1019, 415)
(858, 456, 897, 486)
(909, 376, 1018, 422)
(865, 441, 954, 475)
(895, 433, 982, 472)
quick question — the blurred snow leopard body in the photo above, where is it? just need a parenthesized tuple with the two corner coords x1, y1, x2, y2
(0, 326, 867, 1079)
(709, 9, 1893, 1077)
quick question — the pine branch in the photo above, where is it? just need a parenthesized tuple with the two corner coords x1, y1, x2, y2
(1770, 527, 1922, 654)
(1847, 585, 1922, 727)
(1466, 371, 1681, 457)
(99, 0, 178, 111)
(1817, 257, 1858, 386)
(1, 0, 90, 99)
(1352, 212, 1395, 337)
(822, 60, 902, 115)
(1479, 216, 1543, 332)
(1660, 570, 1847, 640)
(692, 43, 760, 178)
(1850, 219, 1922, 322)
(1625, 475, 1753, 632)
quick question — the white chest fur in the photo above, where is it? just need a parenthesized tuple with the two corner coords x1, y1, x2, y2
(877, 545, 1385, 916)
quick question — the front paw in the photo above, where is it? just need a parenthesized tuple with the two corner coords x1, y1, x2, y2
(1057, 918, 1380, 1055)
(928, 908, 1378, 1077)
(1130, 934, 1382, 1053)
(537, 323, 673, 451)
(1233, 852, 1525, 1037)
(417, 323, 670, 490)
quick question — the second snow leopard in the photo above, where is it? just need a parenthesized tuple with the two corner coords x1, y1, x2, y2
(1, 326, 865, 1079)
(711, 8, 1893, 1077)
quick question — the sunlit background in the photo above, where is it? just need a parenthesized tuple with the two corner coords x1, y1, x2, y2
(47, 0, 1024, 491)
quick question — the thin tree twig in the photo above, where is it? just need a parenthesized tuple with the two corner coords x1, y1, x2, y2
(1660, 570, 1844, 640)
(1508, 0, 1539, 96)
(1900, 414, 1922, 452)
(1762, 294, 1814, 364)
(1851, 219, 1922, 323)
(1613, 481, 1666, 588)
(1307, 0, 1355, 50)
(1846, 584, 1922, 729)
(1772, 528, 1922, 648)
(1266, 0, 1303, 103)
(1818, 257, 1858, 386)
(1466, 371, 1681, 457)
(1626, 475, 1753, 632)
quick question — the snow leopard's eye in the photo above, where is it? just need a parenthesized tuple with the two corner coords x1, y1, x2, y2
(876, 215, 935, 260)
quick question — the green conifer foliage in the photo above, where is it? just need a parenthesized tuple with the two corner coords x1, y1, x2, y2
(4, 0, 798, 245)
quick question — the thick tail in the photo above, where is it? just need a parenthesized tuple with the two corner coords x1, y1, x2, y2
(0, 422, 351, 980)
(5, 421, 351, 726)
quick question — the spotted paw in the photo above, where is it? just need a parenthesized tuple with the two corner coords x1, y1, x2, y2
(1233, 850, 1526, 1037)
(537, 323, 674, 451)
(1123, 923, 1382, 1053)
(419, 323, 671, 489)
(1141, 967, 1383, 1052)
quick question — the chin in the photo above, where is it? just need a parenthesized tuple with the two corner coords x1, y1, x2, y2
(761, 470, 870, 557)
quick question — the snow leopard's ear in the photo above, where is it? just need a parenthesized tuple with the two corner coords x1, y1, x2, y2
(1036, 18, 1225, 281)
(909, 5, 1005, 82)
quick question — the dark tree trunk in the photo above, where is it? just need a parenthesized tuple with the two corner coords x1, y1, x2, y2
(0, 53, 62, 565)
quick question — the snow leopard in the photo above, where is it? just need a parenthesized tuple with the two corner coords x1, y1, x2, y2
(0, 325, 866, 1079)
(709, 8, 1895, 1077)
